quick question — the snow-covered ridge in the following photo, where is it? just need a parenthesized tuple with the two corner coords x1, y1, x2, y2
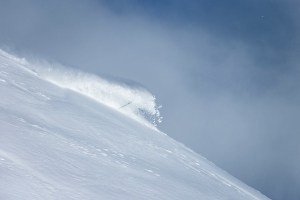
(0, 49, 162, 128)
(0, 49, 270, 200)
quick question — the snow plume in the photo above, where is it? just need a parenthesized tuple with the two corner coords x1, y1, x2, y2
(1, 50, 162, 128)
(33, 64, 162, 128)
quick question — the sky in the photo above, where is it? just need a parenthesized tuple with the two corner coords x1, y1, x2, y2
(1, 0, 300, 199)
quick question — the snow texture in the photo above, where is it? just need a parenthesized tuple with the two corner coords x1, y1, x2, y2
(9, 53, 162, 128)
(0, 50, 270, 200)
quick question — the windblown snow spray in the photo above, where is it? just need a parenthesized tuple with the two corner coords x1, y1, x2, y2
(22, 60, 162, 128)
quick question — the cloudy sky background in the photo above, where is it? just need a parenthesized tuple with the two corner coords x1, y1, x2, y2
(1, 1, 300, 199)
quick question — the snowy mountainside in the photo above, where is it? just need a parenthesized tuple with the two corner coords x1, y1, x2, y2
(0, 50, 270, 200)
(1, 50, 162, 128)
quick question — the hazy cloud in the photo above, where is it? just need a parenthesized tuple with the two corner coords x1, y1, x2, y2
(1, 1, 300, 199)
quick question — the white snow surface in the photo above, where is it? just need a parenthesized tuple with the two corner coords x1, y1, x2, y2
(0, 50, 270, 200)
(1, 50, 162, 128)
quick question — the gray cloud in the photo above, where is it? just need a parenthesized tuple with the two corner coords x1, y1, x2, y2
(1, 1, 300, 199)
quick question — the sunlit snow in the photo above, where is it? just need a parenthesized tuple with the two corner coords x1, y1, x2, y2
(0, 50, 270, 200)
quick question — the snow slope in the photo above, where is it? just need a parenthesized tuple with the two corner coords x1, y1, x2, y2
(0, 50, 270, 200)
(1, 52, 162, 128)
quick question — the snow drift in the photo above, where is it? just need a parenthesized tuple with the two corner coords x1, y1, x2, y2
(0, 50, 162, 128)
(0, 49, 270, 200)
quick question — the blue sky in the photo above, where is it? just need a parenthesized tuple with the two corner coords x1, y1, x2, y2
(1, 1, 300, 199)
